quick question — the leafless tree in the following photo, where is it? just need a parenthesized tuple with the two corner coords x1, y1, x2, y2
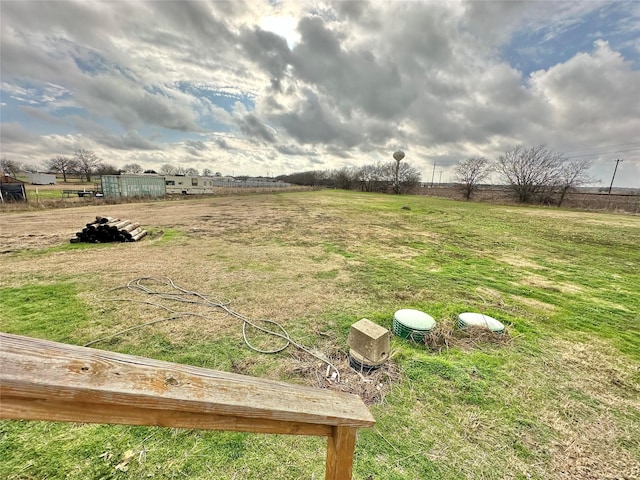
(202, 168, 212, 177)
(556, 158, 595, 207)
(357, 163, 385, 192)
(496, 145, 564, 204)
(74, 149, 102, 182)
(95, 163, 120, 176)
(45, 156, 78, 182)
(175, 166, 187, 175)
(328, 167, 357, 190)
(121, 163, 143, 174)
(384, 161, 421, 194)
(1, 157, 21, 177)
(22, 163, 41, 173)
(185, 167, 199, 176)
(454, 156, 492, 200)
(160, 164, 177, 175)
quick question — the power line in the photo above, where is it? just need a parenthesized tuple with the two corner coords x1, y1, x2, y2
(561, 141, 640, 155)
(564, 148, 640, 159)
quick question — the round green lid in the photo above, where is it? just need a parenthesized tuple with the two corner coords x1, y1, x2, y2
(394, 309, 436, 331)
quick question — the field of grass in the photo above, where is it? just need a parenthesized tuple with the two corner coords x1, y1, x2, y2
(1, 190, 638, 479)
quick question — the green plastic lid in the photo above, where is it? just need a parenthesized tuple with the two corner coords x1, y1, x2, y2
(394, 309, 436, 331)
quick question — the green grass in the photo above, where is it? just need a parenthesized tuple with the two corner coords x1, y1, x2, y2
(1, 190, 639, 479)
(0, 283, 90, 342)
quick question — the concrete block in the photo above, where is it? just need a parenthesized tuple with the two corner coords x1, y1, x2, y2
(347, 318, 390, 364)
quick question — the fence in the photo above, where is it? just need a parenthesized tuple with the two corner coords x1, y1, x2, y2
(419, 185, 640, 213)
(0, 332, 375, 479)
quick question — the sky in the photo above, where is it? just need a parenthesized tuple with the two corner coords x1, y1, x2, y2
(1, 0, 639, 187)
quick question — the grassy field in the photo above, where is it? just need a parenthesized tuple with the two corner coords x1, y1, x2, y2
(1, 190, 638, 479)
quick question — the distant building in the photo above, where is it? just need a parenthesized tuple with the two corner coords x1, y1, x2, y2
(28, 172, 57, 185)
(0, 175, 27, 202)
(101, 175, 166, 198)
(163, 175, 216, 195)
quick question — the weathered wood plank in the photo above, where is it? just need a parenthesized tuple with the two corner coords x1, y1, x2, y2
(0, 333, 375, 430)
(0, 396, 332, 436)
(325, 426, 358, 480)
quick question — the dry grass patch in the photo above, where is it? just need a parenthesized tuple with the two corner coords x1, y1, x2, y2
(501, 254, 542, 269)
(511, 294, 557, 312)
(540, 339, 640, 479)
(520, 273, 585, 294)
(552, 339, 640, 411)
(422, 319, 513, 353)
(474, 286, 507, 307)
(549, 412, 640, 480)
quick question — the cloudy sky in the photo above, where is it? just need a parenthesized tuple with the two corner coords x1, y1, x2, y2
(1, 0, 639, 187)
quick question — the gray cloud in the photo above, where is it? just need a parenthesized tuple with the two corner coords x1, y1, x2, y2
(272, 88, 363, 147)
(0, 1, 638, 187)
(276, 144, 318, 156)
(185, 140, 208, 151)
(237, 113, 277, 143)
(215, 137, 232, 150)
(0, 122, 39, 144)
(96, 131, 159, 151)
(240, 28, 292, 86)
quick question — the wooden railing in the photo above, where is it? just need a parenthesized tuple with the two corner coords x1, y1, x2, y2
(0, 332, 375, 479)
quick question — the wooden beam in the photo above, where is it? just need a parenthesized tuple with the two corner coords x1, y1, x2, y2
(0, 333, 375, 431)
(0, 396, 332, 436)
(325, 426, 358, 480)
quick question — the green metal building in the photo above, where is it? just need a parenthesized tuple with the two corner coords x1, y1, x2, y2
(101, 175, 166, 198)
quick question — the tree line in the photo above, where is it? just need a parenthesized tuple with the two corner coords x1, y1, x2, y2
(1, 150, 118, 182)
(0, 154, 220, 183)
(1, 144, 594, 206)
(276, 158, 422, 194)
(454, 144, 595, 207)
(279, 144, 595, 207)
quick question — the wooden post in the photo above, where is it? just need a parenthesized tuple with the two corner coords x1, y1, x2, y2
(0, 333, 374, 478)
(325, 426, 358, 480)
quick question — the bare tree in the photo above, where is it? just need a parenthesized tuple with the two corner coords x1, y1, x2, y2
(95, 163, 120, 176)
(202, 168, 212, 177)
(75, 149, 102, 182)
(160, 164, 177, 175)
(357, 163, 385, 192)
(329, 167, 357, 190)
(397, 162, 422, 193)
(496, 145, 564, 204)
(556, 158, 595, 207)
(185, 167, 199, 176)
(384, 161, 421, 194)
(45, 156, 78, 182)
(1, 157, 21, 177)
(22, 163, 41, 173)
(454, 156, 492, 200)
(121, 163, 143, 174)
(175, 166, 187, 175)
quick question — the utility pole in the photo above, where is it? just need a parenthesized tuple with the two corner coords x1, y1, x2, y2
(608, 159, 623, 194)
(431, 161, 436, 187)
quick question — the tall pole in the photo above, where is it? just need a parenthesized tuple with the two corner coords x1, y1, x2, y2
(431, 161, 436, 187)
(393, 150, 405, 194)
(608, 159, 623, 194)
(438, 171, 443, 185)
